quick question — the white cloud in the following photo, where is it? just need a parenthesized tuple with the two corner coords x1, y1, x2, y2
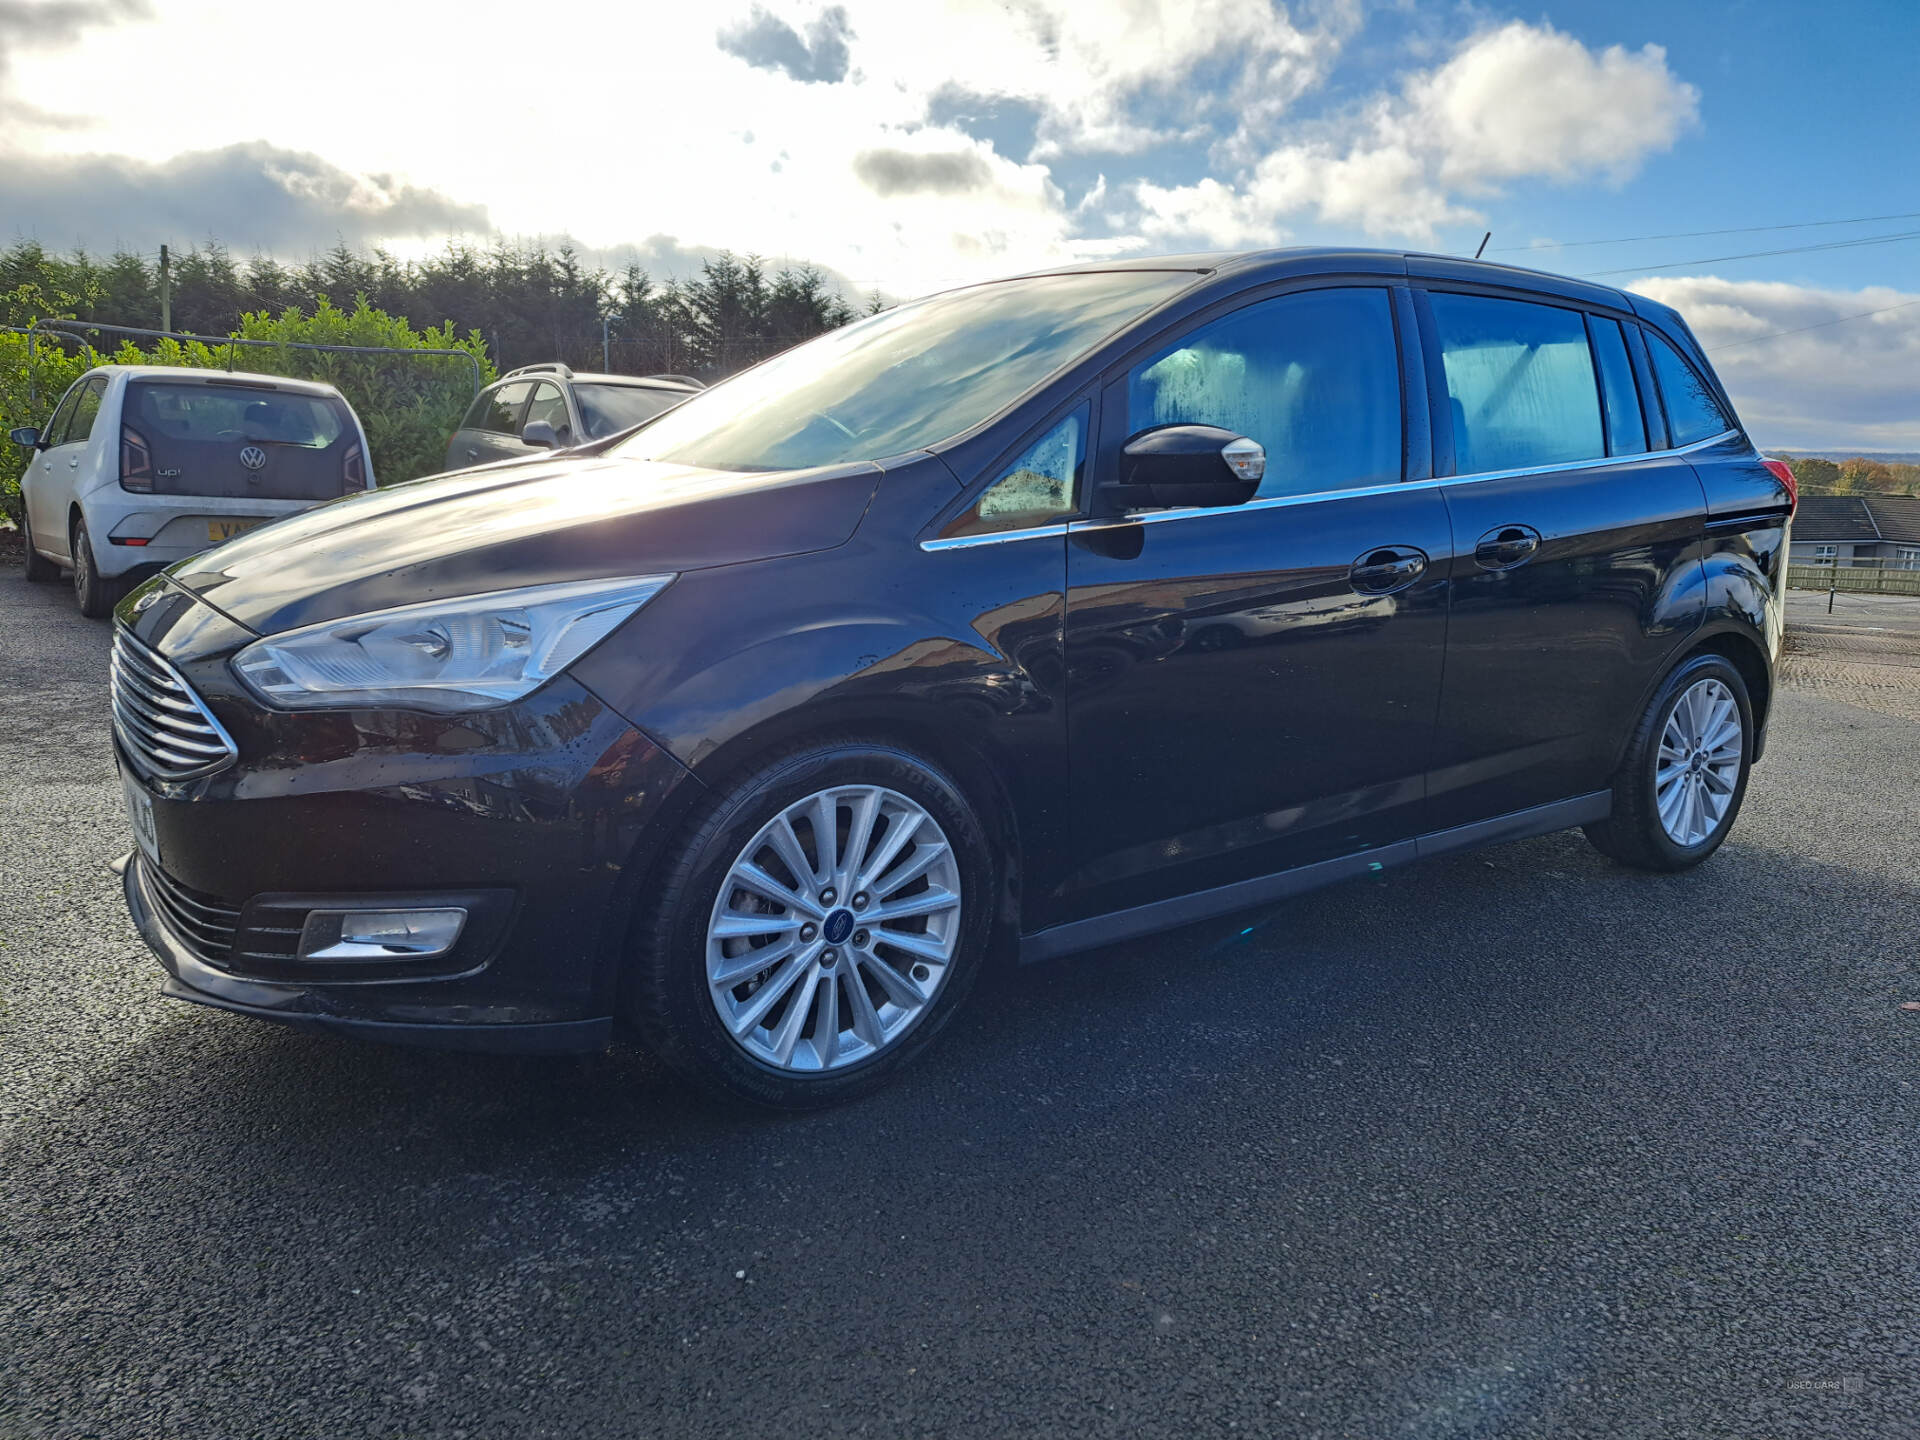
(1125, 21, 1699, 248)
(3, 3, 1704, 296)
(1415, 22, 1698, 188)
(1633, 276, 1920, 451)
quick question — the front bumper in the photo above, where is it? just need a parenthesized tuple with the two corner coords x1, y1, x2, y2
(124, 852, 613, 1054)
(112, 582, 707, 1052)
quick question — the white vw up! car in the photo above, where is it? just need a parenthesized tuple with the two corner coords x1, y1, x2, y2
(10, 366, 376, 616)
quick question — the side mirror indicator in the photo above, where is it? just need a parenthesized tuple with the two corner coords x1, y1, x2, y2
(1107, 424, 1264, 510)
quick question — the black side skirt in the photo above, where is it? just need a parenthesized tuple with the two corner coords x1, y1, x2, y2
(1018, 791, 1611, 964)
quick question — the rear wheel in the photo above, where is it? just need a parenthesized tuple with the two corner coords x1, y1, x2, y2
(629, 742, 994, 1108)
(71, 516, 128, 619)
(1584, 653, 1752, 871)
(20, 507, 58, 582)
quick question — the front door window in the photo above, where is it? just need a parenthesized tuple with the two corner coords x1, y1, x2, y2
(1125, 287, 1402, 499)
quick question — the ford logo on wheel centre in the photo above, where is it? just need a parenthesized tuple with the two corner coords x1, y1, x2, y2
(238, 445, 267, 472)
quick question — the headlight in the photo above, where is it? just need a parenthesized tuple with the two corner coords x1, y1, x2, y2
(231, 575, 675, 713)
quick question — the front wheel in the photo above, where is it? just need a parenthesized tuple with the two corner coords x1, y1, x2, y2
(628, 742, 995, 1108)
(1584, 653, 1753, 871)
(72, 517, 128, 619)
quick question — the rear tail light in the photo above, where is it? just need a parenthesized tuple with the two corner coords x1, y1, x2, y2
(342, 443, 367, 492)
(1761, 458, 1798, 513)
(121, 426, 153, 492)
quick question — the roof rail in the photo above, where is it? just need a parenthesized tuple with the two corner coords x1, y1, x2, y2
(646, 373, 706, 389)
(504, 362, 574, 379)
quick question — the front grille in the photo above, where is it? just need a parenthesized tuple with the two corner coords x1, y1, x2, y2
(140, 857, 241, 964)
(111, 626, 238, 781)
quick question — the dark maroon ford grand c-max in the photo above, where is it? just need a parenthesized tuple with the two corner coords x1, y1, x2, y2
(112, 248, 1792, 1107)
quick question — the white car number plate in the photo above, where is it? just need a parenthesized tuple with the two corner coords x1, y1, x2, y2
(122, 772, 160, 866)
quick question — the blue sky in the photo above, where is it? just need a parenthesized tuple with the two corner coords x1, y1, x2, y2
(2, 0, 1917, 447)
(1387, 0, 1920, 296)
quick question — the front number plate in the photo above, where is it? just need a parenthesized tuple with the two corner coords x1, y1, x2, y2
(208, 519, 262, 542)
(122, 772, 160, 867)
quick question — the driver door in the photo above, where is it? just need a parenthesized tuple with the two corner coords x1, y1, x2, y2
(1060, 284, 1450, 923)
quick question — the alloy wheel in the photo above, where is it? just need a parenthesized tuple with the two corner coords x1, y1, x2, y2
(705, 784, 962, 1073)
(1655, 677, 1743, 847)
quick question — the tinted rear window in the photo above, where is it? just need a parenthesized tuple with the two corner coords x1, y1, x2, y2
(129, 382, 346, 448)
(124, 380, 354, 501)
(576, 383, 685, 438)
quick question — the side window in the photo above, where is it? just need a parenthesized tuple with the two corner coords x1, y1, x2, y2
(66, 376, 107, 447)
(1587, 318, 1647, 456)
(1429, 293, 1604, 473)
(1127, 287, 1401, 499)
(1645, 331, 1732, 447)
(473, 381, 533, 435)
(964, 407, 1086, 531)
(523, 382, 571, 440)
(44, 382, 83, 446)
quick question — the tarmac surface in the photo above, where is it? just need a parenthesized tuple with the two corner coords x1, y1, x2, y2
(3, 569, 1918, 1439)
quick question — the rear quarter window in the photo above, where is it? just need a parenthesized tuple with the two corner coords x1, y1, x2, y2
(1645, 331, 1733, 447)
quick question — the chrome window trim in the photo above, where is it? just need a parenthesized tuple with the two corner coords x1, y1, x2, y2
(920, 523, 1072, 552)
(918, 429, 1739, 550)
(1061, 430, 1741, 535)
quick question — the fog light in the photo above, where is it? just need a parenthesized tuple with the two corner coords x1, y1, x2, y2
(297, 907, 467, 961)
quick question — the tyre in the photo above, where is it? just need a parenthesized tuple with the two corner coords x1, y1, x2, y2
(72, 516, 128, 619)
(1584, 652, 1753, 872)
(20, 507, 58, 582)
(629, 741, 994, 1108)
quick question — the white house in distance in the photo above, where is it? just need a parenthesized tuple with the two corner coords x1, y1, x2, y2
(1788, 496, 1920, 569)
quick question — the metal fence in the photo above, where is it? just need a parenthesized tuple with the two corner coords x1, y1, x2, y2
(19, 320, 482, 406)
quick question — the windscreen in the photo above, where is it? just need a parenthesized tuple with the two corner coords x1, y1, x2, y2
(575, 383, 687, 438)
(124, 380, 355, 500)
(612, 270, 1198, 472)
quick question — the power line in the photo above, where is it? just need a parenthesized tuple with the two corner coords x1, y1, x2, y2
(1714, 296, 1920, 350)
(1581, 228, 1920, 278)
(1497, 209, 1920, 254)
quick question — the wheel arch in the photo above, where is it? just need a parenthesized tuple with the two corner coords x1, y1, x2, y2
(685, 698, 1025, 947)
(1604, 623, 1773, 781)
(601, 698, 1028, 1008)
(1688, 627, 1772, 738)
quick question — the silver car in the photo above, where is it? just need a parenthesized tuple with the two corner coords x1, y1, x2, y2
(442, 364, 701, 471)
(11, 366, 376, 616)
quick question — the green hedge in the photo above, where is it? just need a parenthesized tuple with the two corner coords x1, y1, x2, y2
(2, 299, 492, 526)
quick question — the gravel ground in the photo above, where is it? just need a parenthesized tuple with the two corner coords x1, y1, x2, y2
(3, 567, 1918, 1440)
(1782, 589, 1920, 722)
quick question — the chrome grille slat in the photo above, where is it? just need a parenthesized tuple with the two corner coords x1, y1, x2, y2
(112, 686, 229, 747)
(111, 626, 238, 781)
(110, 652, 196, 709)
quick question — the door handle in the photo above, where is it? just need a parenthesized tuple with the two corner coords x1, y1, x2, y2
(67, 457, 79, 468)
(1474, 524, 1541, 571)
(466, 448, 480, 459)
(1349, 546, 1428, 595)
